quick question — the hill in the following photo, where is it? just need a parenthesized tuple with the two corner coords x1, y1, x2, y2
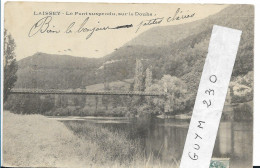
(14, 5, 254, 92)
(15, 52, 104, 89)
(104, 4, 253, 90)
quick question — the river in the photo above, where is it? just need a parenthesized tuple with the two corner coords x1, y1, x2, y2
(51, 116, 253, 168)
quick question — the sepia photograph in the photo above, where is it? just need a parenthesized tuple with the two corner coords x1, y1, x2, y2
(2, 2, 254, 168)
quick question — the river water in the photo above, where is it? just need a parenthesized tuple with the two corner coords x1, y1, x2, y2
(56, 116, 252, 168)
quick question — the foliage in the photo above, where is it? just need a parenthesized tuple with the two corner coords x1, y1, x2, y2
(146, 75, 192, 114)
(13, 6, 254, 113)
(5, 5, 253, 117)
(4, 29, 18, 102)
(4, 111, 146, 167)
(233, 102, 253, 121)
(65, 121, 143, 165)
(4, 94, 55, 115)
(133, 59, 144, 91)
(13, 6, 253, 106)
(232, 92, 253, 104)
(145, 67, 152, 89)
(230, 71, 253, 103)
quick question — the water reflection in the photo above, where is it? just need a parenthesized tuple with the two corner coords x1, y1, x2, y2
(62, 117, 253, 168)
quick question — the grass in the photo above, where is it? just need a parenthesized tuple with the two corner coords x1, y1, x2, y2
(64, 121, 142, 165)
(3, 111, 178, 168)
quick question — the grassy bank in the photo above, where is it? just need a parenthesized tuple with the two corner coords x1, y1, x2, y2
(63, 121, 142, 165)
(3, 111, 177, 168)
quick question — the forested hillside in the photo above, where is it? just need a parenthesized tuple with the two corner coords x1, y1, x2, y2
(16, 53, 104, 89)
(14, 5, 253, 95)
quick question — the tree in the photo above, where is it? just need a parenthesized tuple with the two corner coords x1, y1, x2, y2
(229, 71, 253, 103)
(132, 59, 146, 114)
(146, 75, 192, 114)
(134, 59, 144, 91)
(4, 29, 18, 102)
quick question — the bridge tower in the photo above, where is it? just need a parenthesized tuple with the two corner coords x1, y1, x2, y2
(145, 67, 152, 89)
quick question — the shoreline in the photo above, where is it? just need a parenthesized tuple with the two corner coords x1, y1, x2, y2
(2, 110, 177, 168)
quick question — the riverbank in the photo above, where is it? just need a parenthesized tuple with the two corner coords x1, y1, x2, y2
(2, 111, 178, 168)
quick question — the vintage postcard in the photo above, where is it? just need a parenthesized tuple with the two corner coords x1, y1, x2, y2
(2, 2, 254, 168)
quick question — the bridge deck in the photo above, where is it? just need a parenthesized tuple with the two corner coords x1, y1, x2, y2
(10, 88, 166, 96)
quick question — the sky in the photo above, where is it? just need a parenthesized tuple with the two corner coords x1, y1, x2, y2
(4, 2, 228, 60)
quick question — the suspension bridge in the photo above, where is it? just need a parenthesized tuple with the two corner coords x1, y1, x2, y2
(10, 88, 167, 97)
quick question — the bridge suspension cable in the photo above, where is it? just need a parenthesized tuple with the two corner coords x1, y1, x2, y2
(10, 88, 166, 97)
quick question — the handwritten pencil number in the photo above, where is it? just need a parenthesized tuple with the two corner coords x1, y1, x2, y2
(188, 152, 198, 160)
(203, 100, 211, 108)
(205, 89, 214, 96)
(209, 75, 217, 83)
